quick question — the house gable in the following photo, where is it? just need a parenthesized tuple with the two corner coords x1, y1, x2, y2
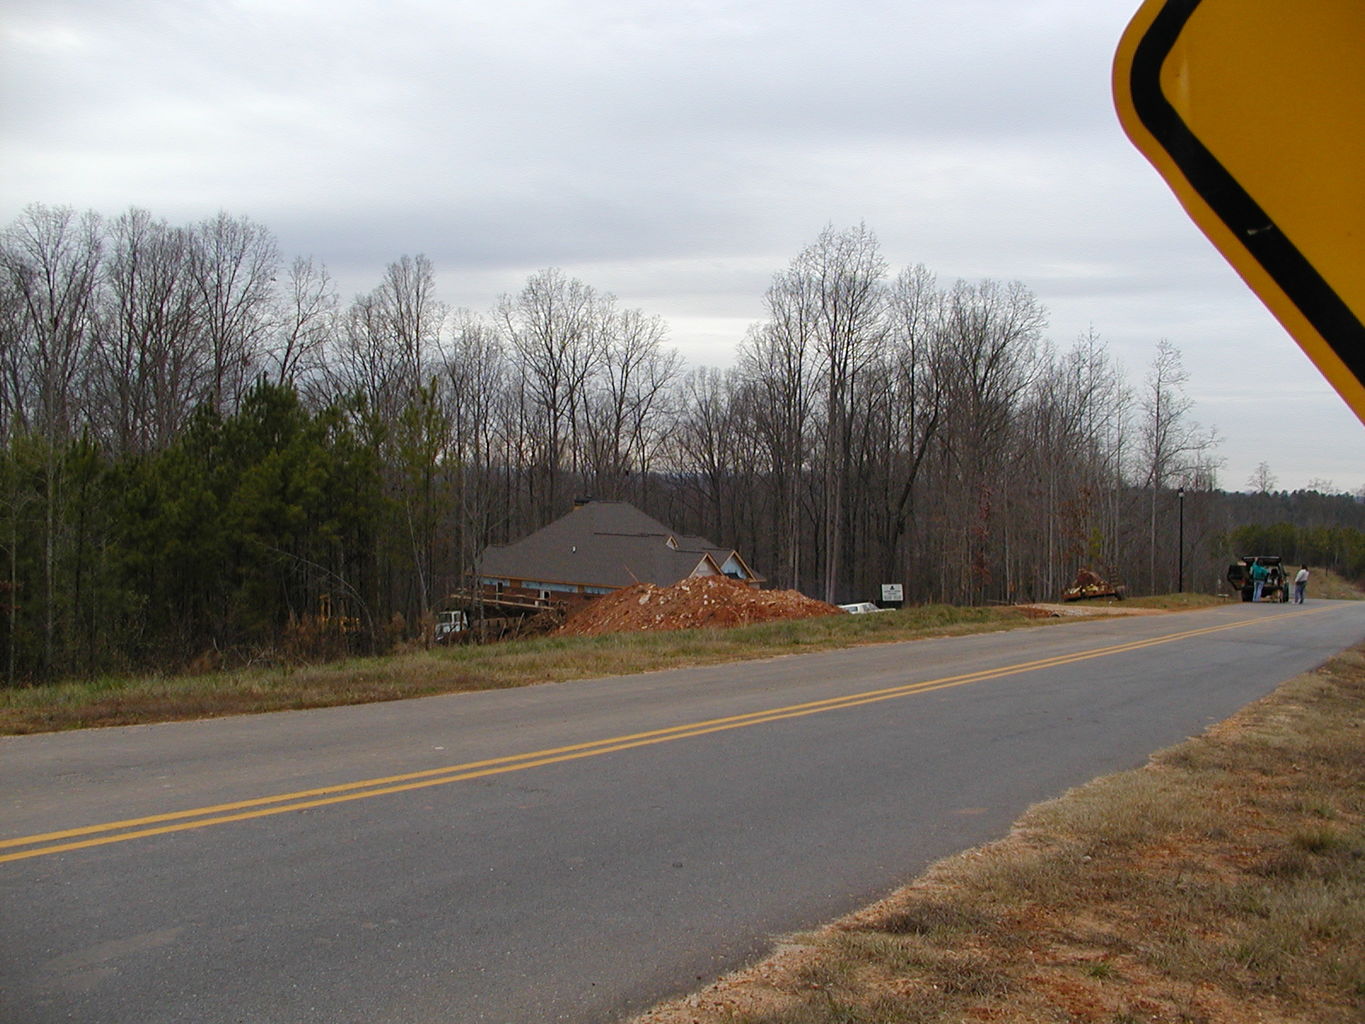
(476, 501, 762, 594)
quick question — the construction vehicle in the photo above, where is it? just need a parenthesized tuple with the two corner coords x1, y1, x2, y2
(434, 586, 568, 644)
(434, 609, 468, 640)
(1226, 555, 1289, 602)
(1061, 568, 1125, 601)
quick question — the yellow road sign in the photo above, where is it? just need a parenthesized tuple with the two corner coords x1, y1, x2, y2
(1113, 0, 1365, 423)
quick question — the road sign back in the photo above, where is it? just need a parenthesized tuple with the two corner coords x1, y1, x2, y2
(1114, 0, 1365, 423)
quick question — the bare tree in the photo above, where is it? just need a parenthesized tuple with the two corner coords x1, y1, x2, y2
(802, 224, 888, 603)
(878, 263, 947, 586)
(443, 312, 509, 579)
(497, 269, 603, 523)
(381, 255, 449, 620)
(270, 255, 338, 398)
(581, 303, 680, 501)
(379, 254, 446, 388)
(323, 255, 451, 625)
(737, 291, 817, 592)
(329, 255, 446, 417)
(0, 205, 103, 439)
(95, 208, 203, 453)
(0, 273, 20, 447)
(0, 205, 103, 673)
(672, 366, 744, 543)
(1068, 327, 1132, 581)
(1137, 339, 1219, 592)
(188, 212, 278, 415)
(331, 290, 400, 416)
(1247, 461, 1277, 495)
(938, 278, 1045, 603)
(1006, 328, 1136, 600)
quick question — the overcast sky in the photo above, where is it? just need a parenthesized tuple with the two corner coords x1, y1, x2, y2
(3, 0, 1361, 493)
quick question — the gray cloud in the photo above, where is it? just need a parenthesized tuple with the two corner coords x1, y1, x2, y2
(2, 0, 1361, 491)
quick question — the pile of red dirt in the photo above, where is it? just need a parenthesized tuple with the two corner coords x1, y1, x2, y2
(556, 575, 843, 637)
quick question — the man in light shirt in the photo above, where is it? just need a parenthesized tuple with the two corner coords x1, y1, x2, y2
(1294, 565, 1310, 604)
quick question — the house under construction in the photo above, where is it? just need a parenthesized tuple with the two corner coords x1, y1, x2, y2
(441, 499, 763, 639)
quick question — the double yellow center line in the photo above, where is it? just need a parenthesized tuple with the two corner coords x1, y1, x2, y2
(1, 610, 1315, 864)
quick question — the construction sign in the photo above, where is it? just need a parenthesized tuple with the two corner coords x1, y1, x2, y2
(1113, 0, 1365, 423)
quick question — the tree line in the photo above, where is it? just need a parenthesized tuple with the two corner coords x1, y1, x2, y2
(1224, 486, 1365, 584)
(2, 205, 1356, 682)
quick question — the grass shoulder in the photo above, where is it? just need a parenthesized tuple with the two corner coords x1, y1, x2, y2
(0, 597, 1224, 736)
(1312, 568, 1365, 600)
(0, 591, 1286, 736)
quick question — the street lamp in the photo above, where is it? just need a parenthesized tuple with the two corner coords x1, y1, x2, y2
(1177, 486, 1185, 593)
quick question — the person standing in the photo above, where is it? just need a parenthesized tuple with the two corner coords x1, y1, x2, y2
(1294, 565, 1309, 604)
(1251, 558, 1269, 601)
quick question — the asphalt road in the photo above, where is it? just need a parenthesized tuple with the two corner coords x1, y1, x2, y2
(3, 600, 1363, 1024)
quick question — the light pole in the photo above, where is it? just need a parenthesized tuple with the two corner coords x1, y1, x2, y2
(1177, 486, 1185, 593)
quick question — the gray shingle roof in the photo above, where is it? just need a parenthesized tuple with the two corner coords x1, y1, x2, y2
(477, 501, 758, 590)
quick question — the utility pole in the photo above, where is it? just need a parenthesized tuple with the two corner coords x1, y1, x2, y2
(1177, 486, 1185, 593)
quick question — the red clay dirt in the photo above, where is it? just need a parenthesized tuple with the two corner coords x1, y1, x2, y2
(555, 575, 842, 637)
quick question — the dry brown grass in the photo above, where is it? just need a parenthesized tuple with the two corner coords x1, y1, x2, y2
(0, 589, 1342, 738)
(1312, 569, 1365, 601)
(0, 604, 1047, 734)
(633, 645, 1365, 1024)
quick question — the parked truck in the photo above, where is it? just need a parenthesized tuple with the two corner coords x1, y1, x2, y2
(1226, 555, 1289, 602)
